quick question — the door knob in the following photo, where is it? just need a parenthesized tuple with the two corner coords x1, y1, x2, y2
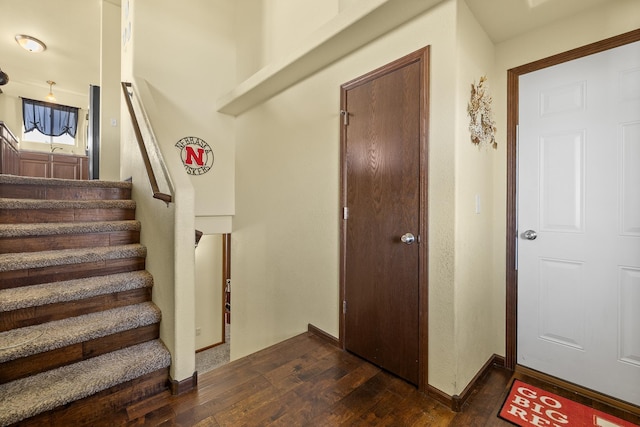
(401, 233, 416, 244)
(522, 230, 537, 240)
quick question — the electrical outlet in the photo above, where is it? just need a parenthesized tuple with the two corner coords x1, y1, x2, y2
(195, 327, 201, 336)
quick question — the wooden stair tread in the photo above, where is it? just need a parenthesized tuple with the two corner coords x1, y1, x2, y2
(0, 221, 142, 254)
(0, 244, 146, 273)
(0, 174, 132, 188)
(0, 199, 137, 224)
(0, 198, 136, 210)
(0, 176, 170, 423)
(0, 176, 133, 201)
(0, 302, 161, 364)
(0, 339, 170, 426)
(0, 174, 132, 189)
(0, 220, 140, 238)
(0, 271, 153, 313)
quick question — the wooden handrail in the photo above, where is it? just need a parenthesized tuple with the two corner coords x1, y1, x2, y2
(121, 82, 172, 203)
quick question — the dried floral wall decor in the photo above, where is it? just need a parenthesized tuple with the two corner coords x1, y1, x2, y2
(468, 75, 497, 149)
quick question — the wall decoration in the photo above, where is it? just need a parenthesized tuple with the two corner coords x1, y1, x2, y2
(122, 0, 131, 50)
(468, 75, 497, 149)
(175, 136, 214, 175)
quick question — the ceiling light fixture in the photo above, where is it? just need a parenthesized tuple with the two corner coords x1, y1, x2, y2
(15, 35, 47, 53)
(46, 80, 56, 102)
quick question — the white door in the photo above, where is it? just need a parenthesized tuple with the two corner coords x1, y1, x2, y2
(518, 40, 640, 405)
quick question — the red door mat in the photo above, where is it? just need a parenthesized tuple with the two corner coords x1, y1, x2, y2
(499, 379, 639, 427)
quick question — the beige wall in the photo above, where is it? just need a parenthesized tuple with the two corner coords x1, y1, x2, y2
(229, 0, 639, 398)
(133, 0, 236, 228)
(234, 0, 340, 83)
(231, 0, 464, 395)
(453, 0, 501, 392)
(195, 234, 224, 350)
(114, 0, 639, 394)
(99, 0, 121, 181)
(0, 97, 24, 143)
(452, 0, 640, 393)
(121, 0, 238, 382)
(261, 0, 338, 68)
(0, 97, 25, 164)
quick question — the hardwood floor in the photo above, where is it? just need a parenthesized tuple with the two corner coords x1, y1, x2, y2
(118, 332, 509, 426)
(118, 332, 638, 426)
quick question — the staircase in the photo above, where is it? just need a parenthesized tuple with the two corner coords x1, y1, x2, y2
(0, 175, 171, 426)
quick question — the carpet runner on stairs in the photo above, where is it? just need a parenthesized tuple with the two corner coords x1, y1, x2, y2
(0, 244, 147, 273)
(0, 220, 141, 254)
(0, 270, 152, 315)
(0, 174, 171, 426)
(0, 340, 170, 426)
(0, 302, 161, 364)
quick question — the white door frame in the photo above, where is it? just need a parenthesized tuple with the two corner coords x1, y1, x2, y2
(505, 30, 640, 383)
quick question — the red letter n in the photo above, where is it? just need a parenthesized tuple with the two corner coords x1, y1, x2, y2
(185, 146, 205, 166)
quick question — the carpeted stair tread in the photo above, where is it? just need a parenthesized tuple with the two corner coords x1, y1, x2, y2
(0, 271, 153, 312)
(0, 220, 140, 238)
(0, 198, 136, 210)
(0, 244, 146, 273)
(0, 339, 170, 426)
(0, 174, 132, 189)
(0, 302, 161, 363)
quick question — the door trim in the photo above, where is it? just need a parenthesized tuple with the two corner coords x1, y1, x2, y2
(222, 233, 231, 338)
(339, 46, 430, 391)
(505, 29, 640, 370)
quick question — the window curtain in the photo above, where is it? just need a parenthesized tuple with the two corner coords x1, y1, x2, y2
(22, 98, 79, 138)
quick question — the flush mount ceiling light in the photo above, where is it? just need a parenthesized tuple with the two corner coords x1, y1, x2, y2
(46, 80, 56, 101)
(15, 35, 47, 53)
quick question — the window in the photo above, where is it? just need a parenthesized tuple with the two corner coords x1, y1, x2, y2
(22, 98, 79, 146)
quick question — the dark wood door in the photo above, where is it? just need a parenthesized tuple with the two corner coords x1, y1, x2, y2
(341, 49, 427, 386)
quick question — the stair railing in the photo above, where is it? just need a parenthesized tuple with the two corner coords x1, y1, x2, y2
(121, 81, 172, 204)
(120, 80, 197, 384)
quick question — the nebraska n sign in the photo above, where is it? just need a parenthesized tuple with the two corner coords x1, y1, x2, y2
(175, 136, 214, 175)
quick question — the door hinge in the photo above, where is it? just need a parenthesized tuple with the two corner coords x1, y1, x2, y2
(340, 109, 349, 126)
(343, 207, 349, 220)
(514, 228, 519, 271)
(343, 300, 347, 314)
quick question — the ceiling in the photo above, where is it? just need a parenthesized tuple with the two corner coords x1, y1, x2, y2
(464, 0, 612, 43)
(0, 0, 615, 108)
(0, 0, 102, 107)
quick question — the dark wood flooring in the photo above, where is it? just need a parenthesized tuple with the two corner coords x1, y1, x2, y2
(118, 332, 639, 426)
